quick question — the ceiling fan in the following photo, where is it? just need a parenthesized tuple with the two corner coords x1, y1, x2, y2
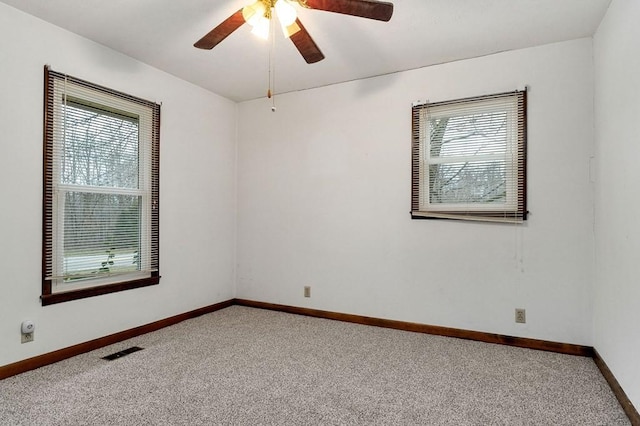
(194, 0, 394, 64)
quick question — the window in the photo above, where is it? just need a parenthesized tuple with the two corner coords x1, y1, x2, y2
(42, 66, 160, 305)
(411, 90, 527, 222)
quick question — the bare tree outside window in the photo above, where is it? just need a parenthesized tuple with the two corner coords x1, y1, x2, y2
(429, 112, 508, 205)
(60, 102, 141, 280)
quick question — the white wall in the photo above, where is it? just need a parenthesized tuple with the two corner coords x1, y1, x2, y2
(0, 3, 237, 367)
(237, 38, 596, 345)
(593, 0, 640, 410)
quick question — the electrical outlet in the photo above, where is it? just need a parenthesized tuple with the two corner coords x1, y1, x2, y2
(304, 286, 311, 298)
(515, 308, 526, 324)
(21, 332, 34, 344)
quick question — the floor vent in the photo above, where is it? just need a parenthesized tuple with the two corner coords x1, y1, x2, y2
(102, 346, 144, 361)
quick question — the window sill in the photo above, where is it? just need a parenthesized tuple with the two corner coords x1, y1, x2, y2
(41, 275, 160, 306)
(411, 210, 527, 223)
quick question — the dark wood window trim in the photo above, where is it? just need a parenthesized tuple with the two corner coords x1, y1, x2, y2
(42, 66, 161, 306)
(411, 90, 528, 223)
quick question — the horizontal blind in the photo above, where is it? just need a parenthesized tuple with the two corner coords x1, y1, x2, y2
(411, 91, 526, 223)
(43, 67, 160, 289)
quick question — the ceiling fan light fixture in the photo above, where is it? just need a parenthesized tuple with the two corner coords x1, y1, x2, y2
(242, 1, 267, 27)
(275, 0, 297, 26)
(251, 16, 271, 40)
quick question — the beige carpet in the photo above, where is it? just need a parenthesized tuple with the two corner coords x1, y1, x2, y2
(0, 306, 630, 425)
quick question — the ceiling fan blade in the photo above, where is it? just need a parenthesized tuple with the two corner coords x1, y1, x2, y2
(289, 19, 325, 64)
(194, 9, 245, 50)
(303, 0, 393, 22)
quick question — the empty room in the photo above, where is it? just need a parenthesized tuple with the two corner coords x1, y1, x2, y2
(0, 0, 638, 424)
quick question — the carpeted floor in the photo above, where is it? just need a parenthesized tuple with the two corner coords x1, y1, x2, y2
(0, 306, 631, 425)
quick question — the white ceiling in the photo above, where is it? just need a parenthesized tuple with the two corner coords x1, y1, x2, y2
(0, 0, 611, 102)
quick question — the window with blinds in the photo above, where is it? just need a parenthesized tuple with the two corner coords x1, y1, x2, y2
(411, 91, 527, 223)
(42, 66, 160, 305)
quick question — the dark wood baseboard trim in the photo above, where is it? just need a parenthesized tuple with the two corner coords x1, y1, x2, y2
(593, 349, 640, 426)
(0, 299, 233, 380)
(233, 299, 593, 357)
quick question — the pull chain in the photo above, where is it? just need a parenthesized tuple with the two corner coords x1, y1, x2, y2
(268, 8, 276, 112)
